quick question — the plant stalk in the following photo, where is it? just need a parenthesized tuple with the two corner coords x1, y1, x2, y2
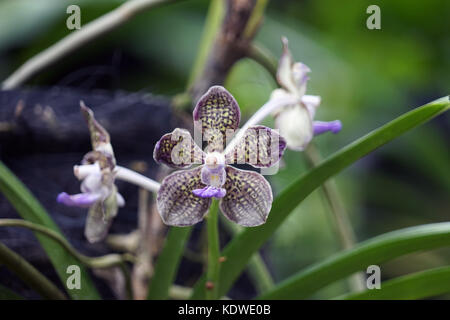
(304, 144, 365, 292)
(206, 199, 221, 300)
(220, 215, 274, 293)
(0, 242, 67, 300)
(0, 219, 133, 269)
(115, 166, 160, 193)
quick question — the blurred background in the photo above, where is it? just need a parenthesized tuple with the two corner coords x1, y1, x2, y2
(0, 0, 448, 299)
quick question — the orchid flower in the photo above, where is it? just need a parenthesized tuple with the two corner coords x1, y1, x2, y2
(271, 37, 342, 151)
(154, 86, 287, 227)
(57, 103, 124, 243)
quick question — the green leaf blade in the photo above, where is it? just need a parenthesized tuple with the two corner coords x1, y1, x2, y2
(0, 162, 100, 299)
(147, 226, 192, 300)
(258, 222, 450, 299)
(0, 284, 24, 300)
(336, 266, 450, 300)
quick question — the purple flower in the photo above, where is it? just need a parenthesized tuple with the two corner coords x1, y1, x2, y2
(271, 37, 342, 150)
(153, 86, 287, 227)
(57, 103, 124, 243)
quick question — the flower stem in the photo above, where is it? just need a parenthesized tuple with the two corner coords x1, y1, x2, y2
(304, 144, 365, 292)
(0, 242, 67, 300)
(206, 199, 221, 300)
(247, 42, 277, 77)
(115, 165, 160, 193)
(0, 219, 134, 269)
(220, 215, 274, 293)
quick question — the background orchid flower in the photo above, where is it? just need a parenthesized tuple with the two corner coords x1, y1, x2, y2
(271, 37, 342, 151)
(154, 86, 286, 227)
(57, 103, 124, 243)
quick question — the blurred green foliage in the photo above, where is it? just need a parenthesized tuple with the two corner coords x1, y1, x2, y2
(0, 0, 448, 298)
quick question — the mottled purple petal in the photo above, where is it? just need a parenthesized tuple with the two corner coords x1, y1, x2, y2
(80, 102, 114, 157)
(313, 120, 342, 136)
(277, 37, 297, 94)
(193, 186, 226, 198)
(82, 150, 115, 171)
(157, 166, 211, 226)
(57, 192, 100, 208)
(84, 186, 119, 243)
(153, 128, 205, 168)
(220, 167, 273, 227)
(225, 125, 287, 168)
(193, 86, 241, 152)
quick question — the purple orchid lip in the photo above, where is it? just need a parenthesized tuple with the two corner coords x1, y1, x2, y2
(313, 120, 342, 136)
(57, 192, 100, 208)
(193, 186, 226, 199)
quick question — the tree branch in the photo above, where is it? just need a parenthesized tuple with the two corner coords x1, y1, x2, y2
(189, 0, 267, 104)
(2, 0, 179, 89)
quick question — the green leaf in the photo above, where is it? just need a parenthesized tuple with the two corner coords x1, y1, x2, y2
(258, 223, 450, 299)
(335, 266, 450, 300)
(147, 226, 192, 300)
(0, 284, 24, 300)
(190, 96, 450, 299)
(0, 242, 66, 300)
(0, 161, 100, 299)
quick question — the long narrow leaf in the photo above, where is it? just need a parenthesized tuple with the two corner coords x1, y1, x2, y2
(335, 266, 450, 300)
(0, 242, 66, 299)
(190, 96, 450, 299)
(0, 162, 100, 299)
(147, 227, 192, 299)
(258, 223, 450, 299)
(0, 284, 24, 300)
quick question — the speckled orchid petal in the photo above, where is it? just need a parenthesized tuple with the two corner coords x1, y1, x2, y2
(80, 102, 115, 165)
(157, 166, 211, 226)
(85, 185, 120, 243)
(193, 86, 241, 152)
(275, 104, 313, 151)
(225, 125, 287, 168)
(153, 128, 205, 168)
(220, 166, 273, 227)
